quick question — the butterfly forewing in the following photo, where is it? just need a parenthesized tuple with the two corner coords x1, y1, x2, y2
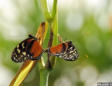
(11, 38, 32, 62)
(11, 35, 43, 63)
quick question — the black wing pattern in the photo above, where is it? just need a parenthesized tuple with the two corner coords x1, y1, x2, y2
(58, 41, 79, 61)
(11, 38, 33, 63)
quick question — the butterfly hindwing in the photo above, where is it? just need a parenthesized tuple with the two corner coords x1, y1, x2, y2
(59, 41, 79, 61)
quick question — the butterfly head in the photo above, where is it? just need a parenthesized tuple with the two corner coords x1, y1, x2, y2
(28, 34, 38, 40)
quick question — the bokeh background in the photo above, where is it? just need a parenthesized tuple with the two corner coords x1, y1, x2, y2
(0, 0, 112, 86)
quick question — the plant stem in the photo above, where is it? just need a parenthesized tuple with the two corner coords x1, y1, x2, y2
(51, 0, 57, 19)
(49, 10, 58, 67)
(40, 0, 57, 22)
(40, 69, 49, 86)
(40, 0, 51, 21)
(39, 0, 58, 86)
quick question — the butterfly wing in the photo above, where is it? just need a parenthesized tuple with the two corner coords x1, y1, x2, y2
(49, 41, 79, 61)
(11, 35, 43, 63)
(29, 40, 43, 60)
(59, 41, 79, 61)
(11, 38, 33, 62)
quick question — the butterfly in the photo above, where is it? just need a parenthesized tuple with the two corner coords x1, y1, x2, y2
(11, 35, 43, 63)
(46, 41, 79, 61)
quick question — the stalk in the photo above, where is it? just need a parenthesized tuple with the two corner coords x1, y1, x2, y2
(40, 0, 58, 86)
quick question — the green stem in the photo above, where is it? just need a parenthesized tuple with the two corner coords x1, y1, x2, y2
(40, 0, 57, 22)
(40, 69, 49, 86)
(39, 0, 58, 86)
(49, 10, 58, 67)
(51, 0, 57, 20)
(40, 0, 51, 21)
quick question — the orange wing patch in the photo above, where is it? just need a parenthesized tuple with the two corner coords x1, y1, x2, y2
(50, 43, 63, 55)
(30, 41, 43, 58)
(47, 41, 79, 61)
(11, 34, 43, 63)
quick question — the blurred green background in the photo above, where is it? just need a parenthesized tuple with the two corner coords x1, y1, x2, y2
(0, 0, 112, 86)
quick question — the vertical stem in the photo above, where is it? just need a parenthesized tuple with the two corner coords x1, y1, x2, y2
(40, 0, 51, 21)
(39, 0, 58, 86)
(40, 0, 57, 22)
(49, 10, 58, 68)
(40, 69, 49, 86)
(51, 0, 57, 19)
